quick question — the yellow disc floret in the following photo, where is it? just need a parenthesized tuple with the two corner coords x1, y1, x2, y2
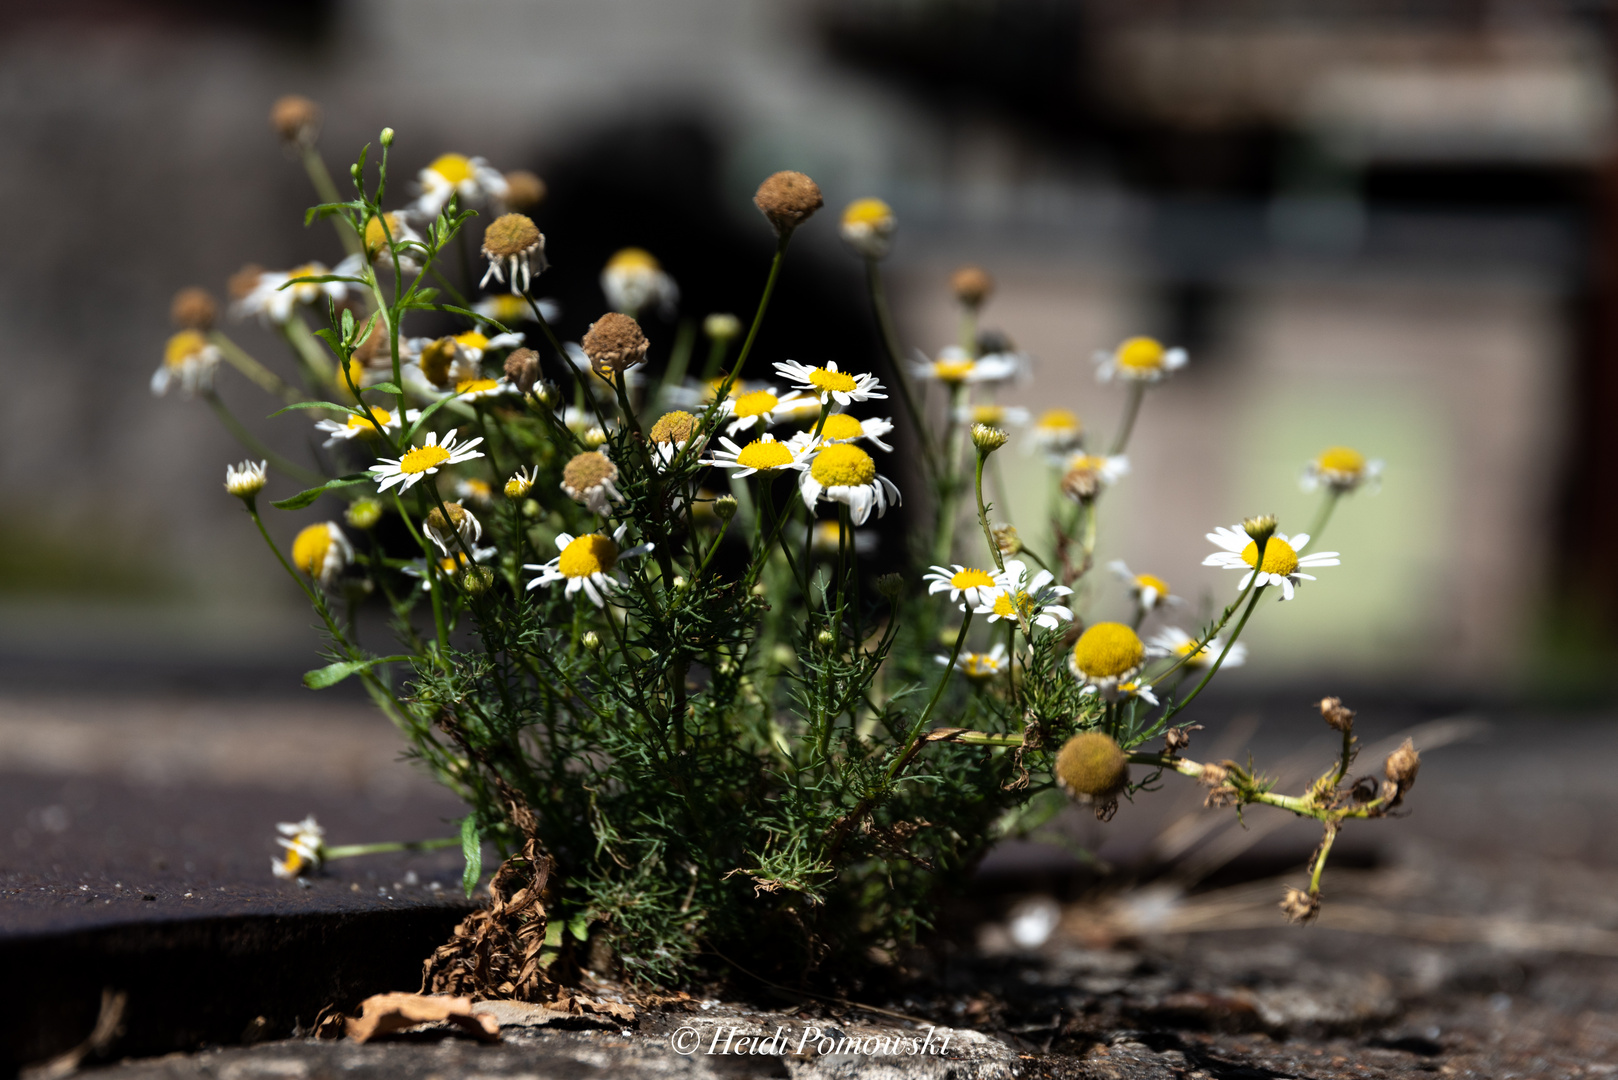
(731, 390, 779, 418)
(810, 444, 876, 487)
(650, 410, 698, 444)
(1037, 408, 1080, 431)
(1241, 537, 1300, 577)
(292, 524, 336, 578)
(453, 331, 489, 352)
(607, 247, 660, 273)
(820, 414, 864, 440)
(1316, 446, 1366, 476)
(363, 213, 405, 258)
(842, 198, 893, 227)
(1135, 573, 1169, 596)
(428, 153, 475, 185)
(1115, 336, 1166, 372)
(165, 330, 208, 368)
(1054, 731, 1130, 801)
(558, 534, 618, 579)
(398, 445, 453, 475)
(950, 568, 995, 590)
(933, 359, 975, 382)
(736, 440, 795, 471)
(346, 406, 392, 434)
(807, 367, 858, 395)
(1072, 622, 1145, 679)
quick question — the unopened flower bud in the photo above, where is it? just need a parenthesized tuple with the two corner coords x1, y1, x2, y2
(1055, 732, 1130, 805)
(582, 631, 602, 652)
(505, 471, 534, 499)
(875, 573, 904, 601)
(1242, 515, 1277, 544)
(671, 575, 687, 590)
(714, 494, 739, 522)
(270, 95, 321, 145)
(345, 498, 383, 530)
(815, 629, 836, 647)
(1319, 696, 1356, 733)
(457, 565, 494, 595)
(1384, 738, 1420, 791)
(950, 265, 994, 306)
(224, 459, 267, 501)
(171, 287, 217, 331)
(581, 312, 649, 379)
(753, 171, 823, 236)
(971, 423, 1009, 454)
(521, 498, 540, 519)
(704, 313, 742, 341)
(504, 347, 542, 394)
(992, 524, 1021, 556)
(379, 127, 395, 148)
(582, 426, 608, 449)
(1279, 886, 1320, 924)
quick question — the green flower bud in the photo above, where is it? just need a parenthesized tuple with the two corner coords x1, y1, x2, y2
(345, 498, 384, 530)
(582, 631, 602, 652)
(704, 313, 742, 341)
(971, 423, 1009, 454)
(380, 127, 395, 147)
(714, 495, 739, 522)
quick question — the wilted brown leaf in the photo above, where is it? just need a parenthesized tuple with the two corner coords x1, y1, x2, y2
(344, 992, 500, 1044)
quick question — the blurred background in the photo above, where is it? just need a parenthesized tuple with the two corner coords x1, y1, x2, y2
(4, 0, 1618, 700)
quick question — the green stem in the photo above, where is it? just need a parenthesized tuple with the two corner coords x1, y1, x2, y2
(865, 258, 937, 472)
(203, 391, 322, 484)
(324, 837, 459, 860)
(1308, 824, 1338, 895)
(300, 145, 363, 258)
(722, 233, 791, 391)
(887, 611, 973, 782)
(210, 332, 299, 402)
(1306, 489, 1342, 548)
(1160, 577, 1266, 723)
(973, 453, 1006, 573)
(1109, 381, 1146, 456)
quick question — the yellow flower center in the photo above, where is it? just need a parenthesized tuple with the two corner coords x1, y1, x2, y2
(1072, 622, 1145, 679)
(950, 568, 995, 590)
(439, 552, 472, 574)
(165, 330, 207, 367)
(420, 338, 456, 387)
(842, 198, 893, 227)
(807, 367, 859, 394)
(731, 390, 779, 419)
(650, 410, 698, 444)
(820, 414, 864, 440)
(462, 479, 492, 499)
(456, 378, 500, 395)
(1175, 639, 1211, 662)
(558, 534, 618, 579)
(429, 153, 475, 185)
(1316, 446, 1365, 476)
(363, 213, 405, 258)
(483, 294, 528, 322)
(562, 451, 616, 491)
(453, 331, 489, 352)
(399, 444, 453, 474)
(810, 444, 876, 487)
(1135, 573, 1170, 597)
(1037, 408, 1080, 432)
(346, 407, 393, 432)
(735, 440, 795, 471)
(992, 591, 1033, 619)
(291, 524, 334, 577)
(933, 359, 975, 383)
(1241, 537, 1300, 576)
(607, 247, 659, 273)
(1116, 336, 1166, 371)
(959, 653, 1001, 679)
(972, 405, 1006, 424)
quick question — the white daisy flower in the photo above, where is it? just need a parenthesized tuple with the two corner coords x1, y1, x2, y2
(704, 433, 814, 479)
(1301, 446, 1384, 494)
(975, 559, 1073, 631)
(358, 211, 425, 272)
(601, 248, 679, 319)
(456, 477, 495, 506)
(773, 359, 887, 408)
(271, 815, 325, 880)
(1067, 621, 1163, 699)
(314, 405, 417, 447)
(560, 450, 624, 516)
(910, 345, 1019, 386)
(936, 643, 1010, 683)
(923, 564, 1001, 610)
(224, 459, 268, 500)
(454, 376, 518, 402)
(1203, 525, 1341, 601)
(1059, 453, 1129, 503)
(1028, 408, 1084, 456)
(414, 153, 508, 220)
(1148, 627, 1247, 670)
(811, 518, 879, 556)
(1107, 560, 1182, 613)
(402, 545, 497, 591)
(798, 443, 901, 526)
(1079, 679, 1160, 707)
(473, 292, 559, 326)
(954, 403, 1030, 429)
(151, 330, 220, 397)
(1093, 336, 1188, 384)
(479, 213, 548, 295)
(445, 328, 524, 366)
(233, 263, 348, 325)
(787, 413, 895, 453)
(369, 430, 485, 494)
(719, 386, 816, 437)
(423, 501, 483, 556)
(291, 522, 353, 588)
(524, 523, 654, 608)
(839, 198, 896, 260)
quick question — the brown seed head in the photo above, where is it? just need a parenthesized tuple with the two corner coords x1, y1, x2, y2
(650, 410, 699, 445)
(1319, 696, 1356, 733)
(270, 95, 321, 144)
(992, 523, 1021, 556)
(1054, 731, 1130, 804)
(503, 170, 547, 210)
(753, 171, 823, 235)
(581, 312, 650, 378)
(950, 265, 994, 306)
(562, 451, 617, 494)
(1164, 725, 1202, 754)
(503, 347, 542, 394)
(1279, 887, 1320, 924)
(424, 502, 469, 534)
(1060, 462, 1103, 503)
(170, 287, 217, 331)
(228, 263, 265, 301)
(1384, 738, 1420, 791)
(481, 213, 542, 259)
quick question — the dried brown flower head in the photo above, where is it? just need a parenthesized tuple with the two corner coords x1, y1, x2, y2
(504, 347, 541, 394)
(560, 451, 622, 514)
(950, 265, 994, 306)
(1319, 696, 1356, 733)
(650, 410, 699, 445)
(482, 214, 542, 260)
(503, 170, 547, 210)
(581, 312, 649, 378)
(270, 95, 321, 145)
(1054, 732, 1129, 805)
(1279, 886, 1320, 924)
(228, 263, 265, 301)
(992, 523, 1021, 556)
(170, 287, 217, 331)
(753, 171, 823, 236)
(425, 502, 472, 535)
(1164, 725, 1203, 754)
(1383, 738, 1420, 808)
